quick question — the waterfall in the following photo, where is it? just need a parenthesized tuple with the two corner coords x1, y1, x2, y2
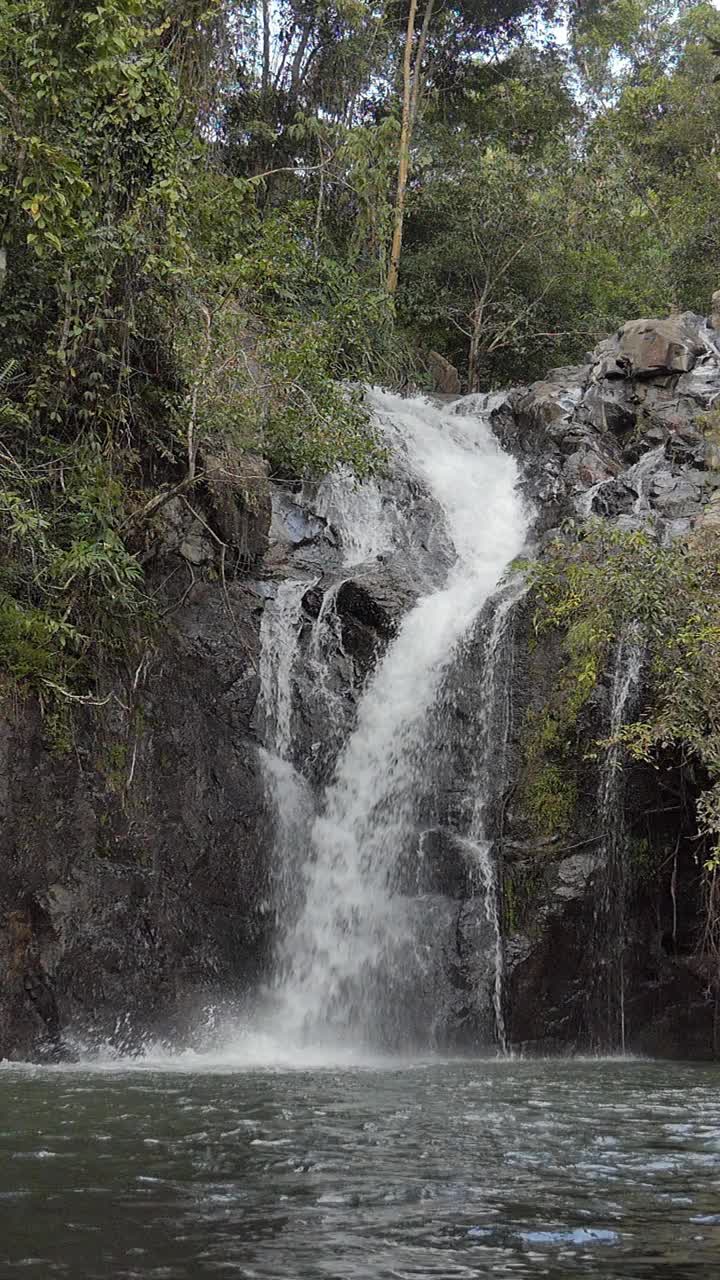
(257, 580, 316, 944)
(458, 581, 527, 1052)
(258, 579, 309, 760)
(260, 390, 529, 1052)
(592, 631, 644, 1051)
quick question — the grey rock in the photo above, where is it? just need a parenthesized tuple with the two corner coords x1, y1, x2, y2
(270, 489, 328, 549)
(582, 381, 637, 436)
(563, 449, 616, 491)
(428, 350, 462, 395)
(333, 569, 418, 672)
(554, 853, 601, 900)
(649, 472, 703, 518)
(179, 524, 213, 565)
(0, 575, 269, 1061)
(617, 315, 705, 377)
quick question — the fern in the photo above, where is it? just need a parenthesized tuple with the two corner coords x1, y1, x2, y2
(0, 359, 18, 390)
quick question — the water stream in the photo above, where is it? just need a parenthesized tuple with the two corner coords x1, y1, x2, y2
(458, 581, 527, 1052)
(592, 631, 645, 1051)
(1, 393, 714, 1280)
(257, 390, 528, 1054)
(2, 1057, 719, 1280)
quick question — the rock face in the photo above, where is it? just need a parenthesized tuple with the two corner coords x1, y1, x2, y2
(480, 311, 720, 1058)
(616, 314, 703, 377)
(0, 475, 272, 1061)
(427, 350, 462, 395)
(3, 309, 720, 1061)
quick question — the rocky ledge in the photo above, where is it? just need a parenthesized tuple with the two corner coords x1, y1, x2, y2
(3, 308, 720, 1061)
(475, 310, 720, 1058)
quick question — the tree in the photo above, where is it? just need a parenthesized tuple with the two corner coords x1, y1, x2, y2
(385, 0, 553, 292)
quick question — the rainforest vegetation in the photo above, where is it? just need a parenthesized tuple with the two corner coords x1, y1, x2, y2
(1, 0, 720, 702)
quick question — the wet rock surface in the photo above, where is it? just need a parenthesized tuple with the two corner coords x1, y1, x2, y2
(485, 312, 720, 1058)
(0, 476, 272, 1061)
(3, 310, 720, 1060)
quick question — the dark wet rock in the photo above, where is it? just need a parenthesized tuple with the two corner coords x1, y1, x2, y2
(334, 570, 418, 672)
(203, 447, 271, 568)
(581, 381, 637, 436)
(485, 326, 720, 1056)
(0, 573, 269, 1061)
(585, 477, 638, 517)
(554, 852, 601, 900)
(413, 829, 474, 899)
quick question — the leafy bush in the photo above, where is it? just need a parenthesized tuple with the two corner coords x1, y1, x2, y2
(528, 521, 720, 870)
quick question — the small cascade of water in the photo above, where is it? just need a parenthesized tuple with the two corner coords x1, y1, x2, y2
(455, 582, 527, 1052)
(627, 445, 666, 519)
(313, 468, 395, 568)
(257, 580, 316, 937)
(307, 579, 353, 738)
(265, 390, 529, 1051)
(593, 630, 644, 1051)
(258, 579, 311, 759)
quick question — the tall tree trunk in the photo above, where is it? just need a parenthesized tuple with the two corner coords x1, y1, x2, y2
(410, 0, 433, 129)
(386, 0, 418, 295)
(261, 0, 271, 94)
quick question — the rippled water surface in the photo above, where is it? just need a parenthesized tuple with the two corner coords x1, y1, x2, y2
(1, 1056, 719, 1278)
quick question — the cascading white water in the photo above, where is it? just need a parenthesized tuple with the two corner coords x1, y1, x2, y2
(266, 389, 529, 1050)
(258, 579, 310, 759)
(594, 629, 644, 1052)
(459, 581, 527, 1052)
(313, 468, 397, 568)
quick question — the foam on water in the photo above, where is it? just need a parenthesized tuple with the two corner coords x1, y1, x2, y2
(44, 388, 528, 1073)
(259, 388, 529, 1053)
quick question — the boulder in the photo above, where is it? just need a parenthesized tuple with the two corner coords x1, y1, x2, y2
(514, 379, 584, 446)
(711, 289, 720, 331)
(582, 381, 637, 436)
(334, 570, 417, 669)
(427, 351, 462, 396)
(617, 316, 704, 378)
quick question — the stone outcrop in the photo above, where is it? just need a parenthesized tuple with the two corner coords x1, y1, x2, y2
(427, 350, 462, 395)
(3, 308, 720, 1062)
(479, 311, 720, 1058)
(0, 473, 272, 1061)
(607, 314, 704, 378)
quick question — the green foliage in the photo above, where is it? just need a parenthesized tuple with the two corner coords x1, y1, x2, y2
(520, 706, 578, 839)
(502, 861, 546, 935)
(529, 521, 720, 869)
(397, 2, 720, 385)
(0, 0, 402, 700)
(3, 0, 720, 711)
